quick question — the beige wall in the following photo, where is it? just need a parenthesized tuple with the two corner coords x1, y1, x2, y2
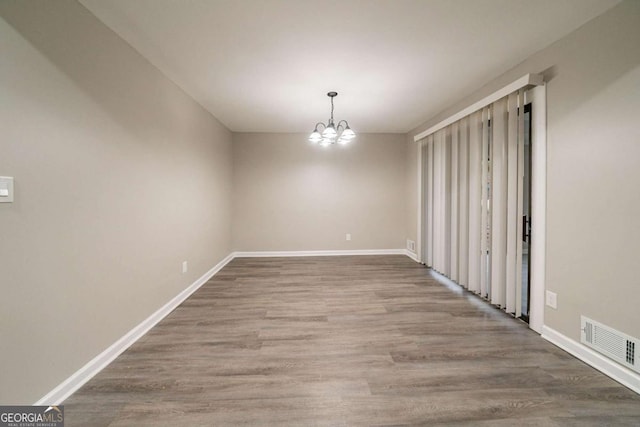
(232, 133, 407, 252)
(406, 0, 640, 341)
(0, 1, 233, 403)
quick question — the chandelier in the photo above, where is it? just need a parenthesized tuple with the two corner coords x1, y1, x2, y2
(308, 92, 356, 146)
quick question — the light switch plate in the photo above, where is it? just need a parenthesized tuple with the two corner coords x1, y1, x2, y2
(0, 176, 14, 203)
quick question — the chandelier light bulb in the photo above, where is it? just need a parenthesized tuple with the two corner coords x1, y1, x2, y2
(309, 130, 322, 143)
(341, 127, 356, 140)
(322, 124, 337, 138)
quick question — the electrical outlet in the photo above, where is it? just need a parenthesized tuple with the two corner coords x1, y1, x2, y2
(407, 239, 415, 252)
(182, 261, 188, 274)
(346, 233, 351, 241)
(546, 290, 557, 309)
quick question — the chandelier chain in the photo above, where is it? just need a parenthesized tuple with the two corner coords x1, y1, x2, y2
(330, 96, 334, 122)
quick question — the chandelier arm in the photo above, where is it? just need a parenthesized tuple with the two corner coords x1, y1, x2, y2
(314, 122, 327, 131)
(336, 120, 349, 132)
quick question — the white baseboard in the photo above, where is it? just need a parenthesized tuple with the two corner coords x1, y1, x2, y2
(542, 325, 640, 394)
(35, 253, 235, 405)
(405, 250, 419, 262)
(233, 249, 408, 258)
(36, 248, 418, 405)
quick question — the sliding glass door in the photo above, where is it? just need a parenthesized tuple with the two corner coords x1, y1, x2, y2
(418, 89, 532, 319)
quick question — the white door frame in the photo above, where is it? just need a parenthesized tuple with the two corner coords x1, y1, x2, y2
(528, 84, 546, 334)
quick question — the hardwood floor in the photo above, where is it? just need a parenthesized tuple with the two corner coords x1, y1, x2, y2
(63, 255, 640, 426)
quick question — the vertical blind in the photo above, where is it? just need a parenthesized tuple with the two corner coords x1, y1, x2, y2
(420, 90, 525, 317)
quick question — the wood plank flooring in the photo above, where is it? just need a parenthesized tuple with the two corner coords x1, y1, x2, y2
(63, 255, 640, 426)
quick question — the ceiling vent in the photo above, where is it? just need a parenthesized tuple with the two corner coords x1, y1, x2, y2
(581, 316, 639, 374)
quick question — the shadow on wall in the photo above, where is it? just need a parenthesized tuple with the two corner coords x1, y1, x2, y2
(0, 0, 210, 144)
(536, 2, 640, 125)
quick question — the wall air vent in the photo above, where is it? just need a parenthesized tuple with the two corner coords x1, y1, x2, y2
(581, 316, 640, 374)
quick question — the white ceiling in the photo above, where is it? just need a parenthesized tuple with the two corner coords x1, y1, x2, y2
(80, 0, 619, 133)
